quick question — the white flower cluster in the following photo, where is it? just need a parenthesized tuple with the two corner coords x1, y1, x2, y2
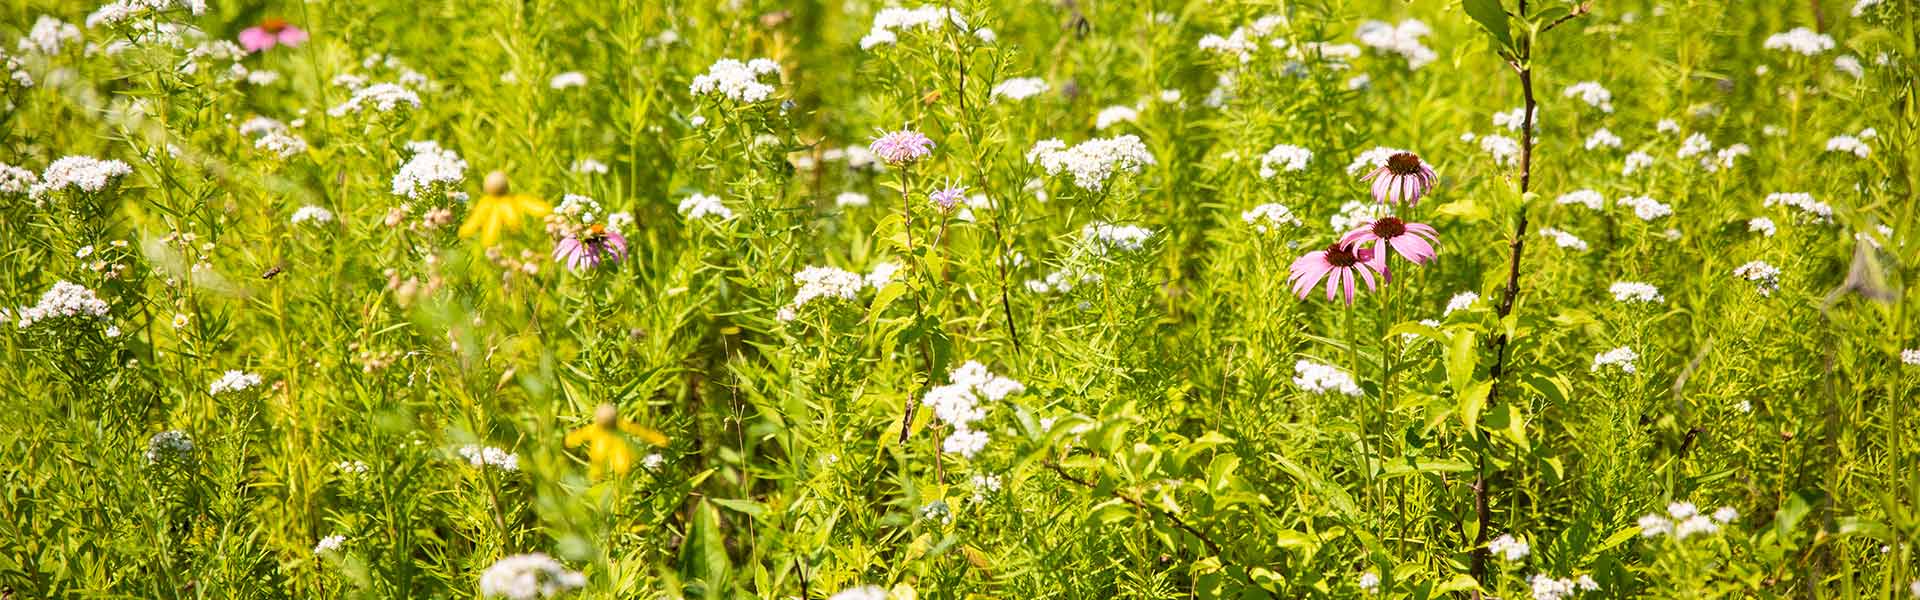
(1609, 282, 1664, 304)
(689, 58, 781, 103)
(1676, 133, 1713, 160)
(1763, 192, 1833, 223)
(313, 535, 346, 556)
(291, 205, 335, 225)
(1095, 105, 1139, 130)
(1357, 572, 1380, 594)
(1617, 195, 1671, 221)
(1852, 0, 1887, 16)
(1492, 106, 1538, 132)
(778, 266, 867, 321)
(1258, 144, 1312, 178)
(1080, 221, 1153, 254)
(1834, 55, 1864, 78)
(1026, 135, 1155, 191)
(1734, 261, 1781, 296)
(326, 83, 422, 117)
(1445, 292, 1480, 315)
(459, 445, 520, 471)
(571, 158, 608, 174)
(15, 281, 110, 330)
(1529, 574, 1600, 600)
(969, 473, 1002, 503)
(922, 360, 1025, 458)
(0, 162, 37, 195)
(1622, 151, 1655, 176)
(1591, 346, 1639, 374)
(1345, 146, 1410, 175)
(1355, 19, 1436, 70)
(1638, 501, 1738, 539)
(478, 553, 586, 600)
(1196, 15, 1288, 62)
(1292, 359, 1361, 396)
(255, 131, 308, 159)
(1826, 133, 1871, 158)
(1480, 134, 1521, 167)
(390, 141, 467, 199)
(1556, 189, 1604, 211)
(990, 77, 1049, 102)
(29, 156, 133, 199)
(1025, 268, 1101, 295)
(19, 16, 82, 55)
(1539, 227, 1589, 251)
(208, 370, 263, 395)
(1489, 533, 1530, 561)
(829, 585, 888, 600)
(87, 0, 206, 29)
(677, 193, 734, 221)
(1763, 27, 1835, 56)
(859, 6, 977, 50)
(1584, 128, 1622, 150)
(1329, 200, 1390, 233)
(1562, 81, 1614, 112)
(1902, 349, 1920, 366)
(548, 71, 586, 89)
(1747, 217, 1776, 237)
(1705, 143, 1751, 172)
(1241, 203, 1302, 234)
(144, 430, 194, 464)
(835, 192, 870, 207)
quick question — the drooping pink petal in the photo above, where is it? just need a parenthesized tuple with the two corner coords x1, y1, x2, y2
(238, 28, 276, 52)
(1355, 260, 1378, 291)
(1395, 236, 1436, 264)
(277, 27, 308, 46)
(1342, 268, 1357, 304)
(1324, 267, 1342, 301)
(1339, 228, 1376, 247)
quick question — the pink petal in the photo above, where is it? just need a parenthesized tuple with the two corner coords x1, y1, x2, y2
(278, 27, 308, 46)
(1339, 228, 1376, 246)
(1355, 261, 1377, 291)
(1342, 268, 1357, 304)
(1325, 267, 1342, 301)
(1396, 236, 1436, 264)
(238, 28, 276, 52)
(1371, 175, 1392, 204)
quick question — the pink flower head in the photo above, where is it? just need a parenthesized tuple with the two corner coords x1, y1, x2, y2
(1288, 243, 1386, 305)
(1360, 152, 1438, 206)
(928, 182, 967, 210)
(239, 17, 308, 53)
(870, 128, 934, 165)
(552, 225, 628, 271)
(1340, 216, 1439, 265)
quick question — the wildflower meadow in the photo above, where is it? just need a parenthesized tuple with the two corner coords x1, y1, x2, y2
(4, 0, 1920, 597)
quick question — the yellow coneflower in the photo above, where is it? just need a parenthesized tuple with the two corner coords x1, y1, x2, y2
(564, 403, 668, 478)
(458, 171, 551, 245)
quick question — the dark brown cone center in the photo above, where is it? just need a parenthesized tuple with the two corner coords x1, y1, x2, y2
(1372, 216, 1406, 239)
(1324, 244, 1359, 267)
(1385, 152, 1423, 175)
(260, 17, 288, 32)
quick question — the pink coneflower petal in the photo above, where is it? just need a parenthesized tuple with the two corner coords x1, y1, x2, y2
(277, 27, 308, 46)
(238, 28, 276, 52)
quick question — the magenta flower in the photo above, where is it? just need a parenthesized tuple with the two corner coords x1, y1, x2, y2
(928, 183, 966, 210)
(1340, 216, 1440, 265)
(1288, 244, 1386, 305)
(552, 225, 628, 271)
(870, 128, 934, 165)
(238, 18, 308, 53)
(1359, 152, 1438, 206)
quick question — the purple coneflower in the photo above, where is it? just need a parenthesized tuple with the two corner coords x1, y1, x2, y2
(1340, 216, 1440, 265)
(239, 18, 308, 53)
(553, 224, 628, 271)
(1359, 152, 1438, 206)
(1289, 244, 1386, 305)
(929, 183, 967, 211)
(870, 128, 935, 165)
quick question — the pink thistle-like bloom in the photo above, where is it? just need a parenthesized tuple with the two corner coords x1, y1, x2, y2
(552, 225, 628, 271)
(870, 128, 934, 165)
(928, 183, 966, 210)
(239, 17, 308, 53)
(1340, 216, 1440, 265)
(1288, 243, 1387, 305)
(1359, 152, 1438, 206)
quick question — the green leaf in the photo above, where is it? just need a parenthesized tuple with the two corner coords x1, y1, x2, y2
(1458, 379, 1492, 431)
(710, 498, 766, 518)
(677, 500, 732, 593)
(1446, 330, 1478, 393)
(1434, 198, 1491, 222)
(865, 282, 907, 322)
(1463, 0, 1515, 51)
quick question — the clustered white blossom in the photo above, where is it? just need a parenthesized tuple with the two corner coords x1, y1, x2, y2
(689, 58, 781, 103)
(87, 0, 207, 29)
(1024, 268, 1102, 295)
(313, 535, 346, 556)
(19, 16, 82, 55)
(1676, 133, 1714, 160)
(1292, 359, 1361, 396)
(1825, 133, 1871, 158)
(390, 141, 467, 199)
(459, 445, 520, 471)
(677, 193, 734, 221)
(1617, 195, 1671, 221)
(0, 162, 38, 195)
(1747, 217, 1777, 237)
(1764, 192, 1833, 223)
(1026, 135, 1156, 191)
(1444, 291, 1480, 315)
(922, 361, 1025, 458)
(1345, 146, 1410, 175)
(144, 429, 195, 464)
(835, 192, 871, 208)
(1529, 574, 1600, 600)
(1330, 200, 1390, 233)
(1480, 134, 1521, 167)
(1763, 27, 1836, 56)
(1556, 189, 1604, 211)
(1258, 144, 1313, 178)
(778, 266, 867, 321)
(990, 77, 1049, 102)
(1834, 55, 1865, 78)
(1492, 107, 1538, 132)
(15, 281, 110, 330)
(326, 83, 422, 117)
(1622, 151, 1655, 176)
(828, 585, 888, 600)
(292, 205, 335, 225)
(1355, 19, 1436, 70)
(1562, 81, 1614, 112)
(969, 473, 1003, 504)
(1080, 221, 1153, 254)
(570, 159, 608, 174)
(858, 6, 981, 50)
(1609, 282, 1665, 304)
(208, 370, 263, 395)
(1584, 128, 1622, 151)
(478, 553, 586, 599)
(1734, 261, 1782, 296)
(548, 71, 586, 89)
(1639, 500, 1738, 540)
(1094, 105, 1139, 130)
(1901, 349, 1920, 366)
(1591, 346, 1639, 374)
(1357, 572, 1380, 594)
(254, 131, 308, 159)
(1489, 533, 1531, 561)
(29, 156, 134, 200)
(1197, 15, 1288, 63)
(1539, 227, 1589, 251)
(1241, 203, 1302, 234)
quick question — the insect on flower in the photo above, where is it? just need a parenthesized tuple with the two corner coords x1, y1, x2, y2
(552, 223, 628, 271)
(1359, 152, 1438, 205)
